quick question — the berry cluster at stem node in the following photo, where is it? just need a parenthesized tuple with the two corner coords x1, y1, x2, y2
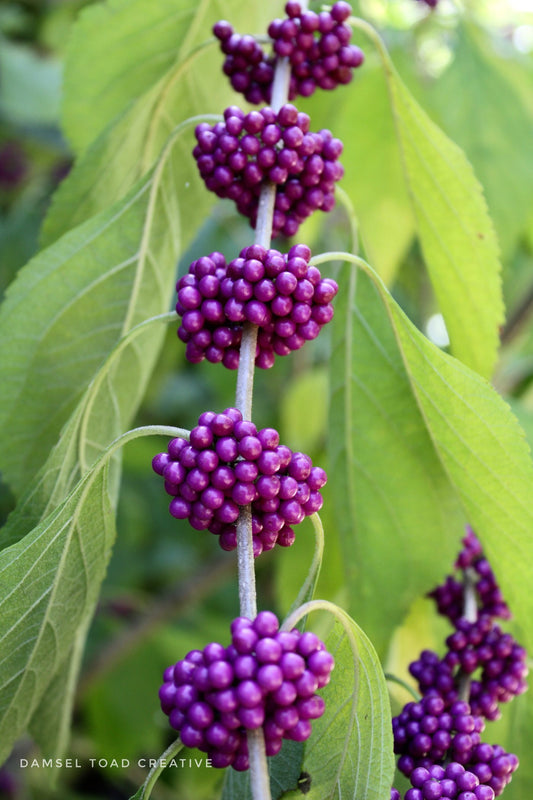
(390, 529, 527, 799)
(176, 243, 338, 369)
(213, 1, 363, 105)
(193, 104, 343, 238)
(429, 527, 510, 623)
(159, 611, 334, 770)
(152, 409, 327, 556)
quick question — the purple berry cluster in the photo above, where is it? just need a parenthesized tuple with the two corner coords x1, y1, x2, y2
(403, 761, 515, 800)
(408, 531, 528, 722)
(409, 624, 527, 723)
(213, 1, 364, 105)
(429, 527, 510, 623)
(175, 243, 338, 369)
(193, 104, 343, 238)
(159, 612, 334, 770)
(152, 408, 327, 557)
(390, 529, 526, 799)
(214, 22, 274, 105)
(393, 697, 484, 766)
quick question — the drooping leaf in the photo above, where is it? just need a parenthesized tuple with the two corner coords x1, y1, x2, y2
(300, 607, 394, 800)
(0, 125, 185, 499)
(0, 424, 183, 764)
(328, 259, 463, 654)
(46, 0, 284, 244)
(302, 61, 415, 285)
(354, 22, 504, 379)
(327, 253, 533, 655)
(0, 462, 115, 764)
(63, 0, 212, 154)
(430, 23, 533, 260)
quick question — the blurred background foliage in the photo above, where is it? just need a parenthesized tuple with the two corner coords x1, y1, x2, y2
(0, 0, 532, 798)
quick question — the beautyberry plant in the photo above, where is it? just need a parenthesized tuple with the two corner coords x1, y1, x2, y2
(0, 1, 531, 800)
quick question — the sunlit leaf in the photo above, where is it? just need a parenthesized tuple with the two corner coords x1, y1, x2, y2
(328, 253, 533, 655)
(354, 21, 504, 378)
(45, 0, 284, 245)
(302, 61, 415, 285)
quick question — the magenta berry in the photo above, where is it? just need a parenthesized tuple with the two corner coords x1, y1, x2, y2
(159, 614, 333, 769)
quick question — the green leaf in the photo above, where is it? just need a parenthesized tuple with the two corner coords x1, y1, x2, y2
(354, 21, 504, 379)
(327, 252, 533, 655)
(0, 425, 183, 763)
(303, 61, 415, 285)
(294, 604, 394, 800)
(430, 24, 533, 260)
(0, 462, 115, 764)
(221, 740, 304, 800)
(280, 368, 328, 453)
(43, 1, 284, 248)
(0, 125, 184, 499)
(328, 258, 463, 654)
(62, 0, 206, 154)
(28, 614, 92, 758)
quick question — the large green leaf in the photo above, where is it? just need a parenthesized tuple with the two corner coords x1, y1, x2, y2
(0, 462, 115, 763)
(0, 126, 184, 499)
(431, 24, 533, 260)
(63, 0, 207, 154)
(302, 61, 415, 285)
(28, 614, 92, 758)
(328, 259, 463, 655)
(327, 253, 533, 655)
(0, 424, 184, 764)
(299, 606, 394, 800)
(353, 22, 504, 379)
(45, 0, 284, 245)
